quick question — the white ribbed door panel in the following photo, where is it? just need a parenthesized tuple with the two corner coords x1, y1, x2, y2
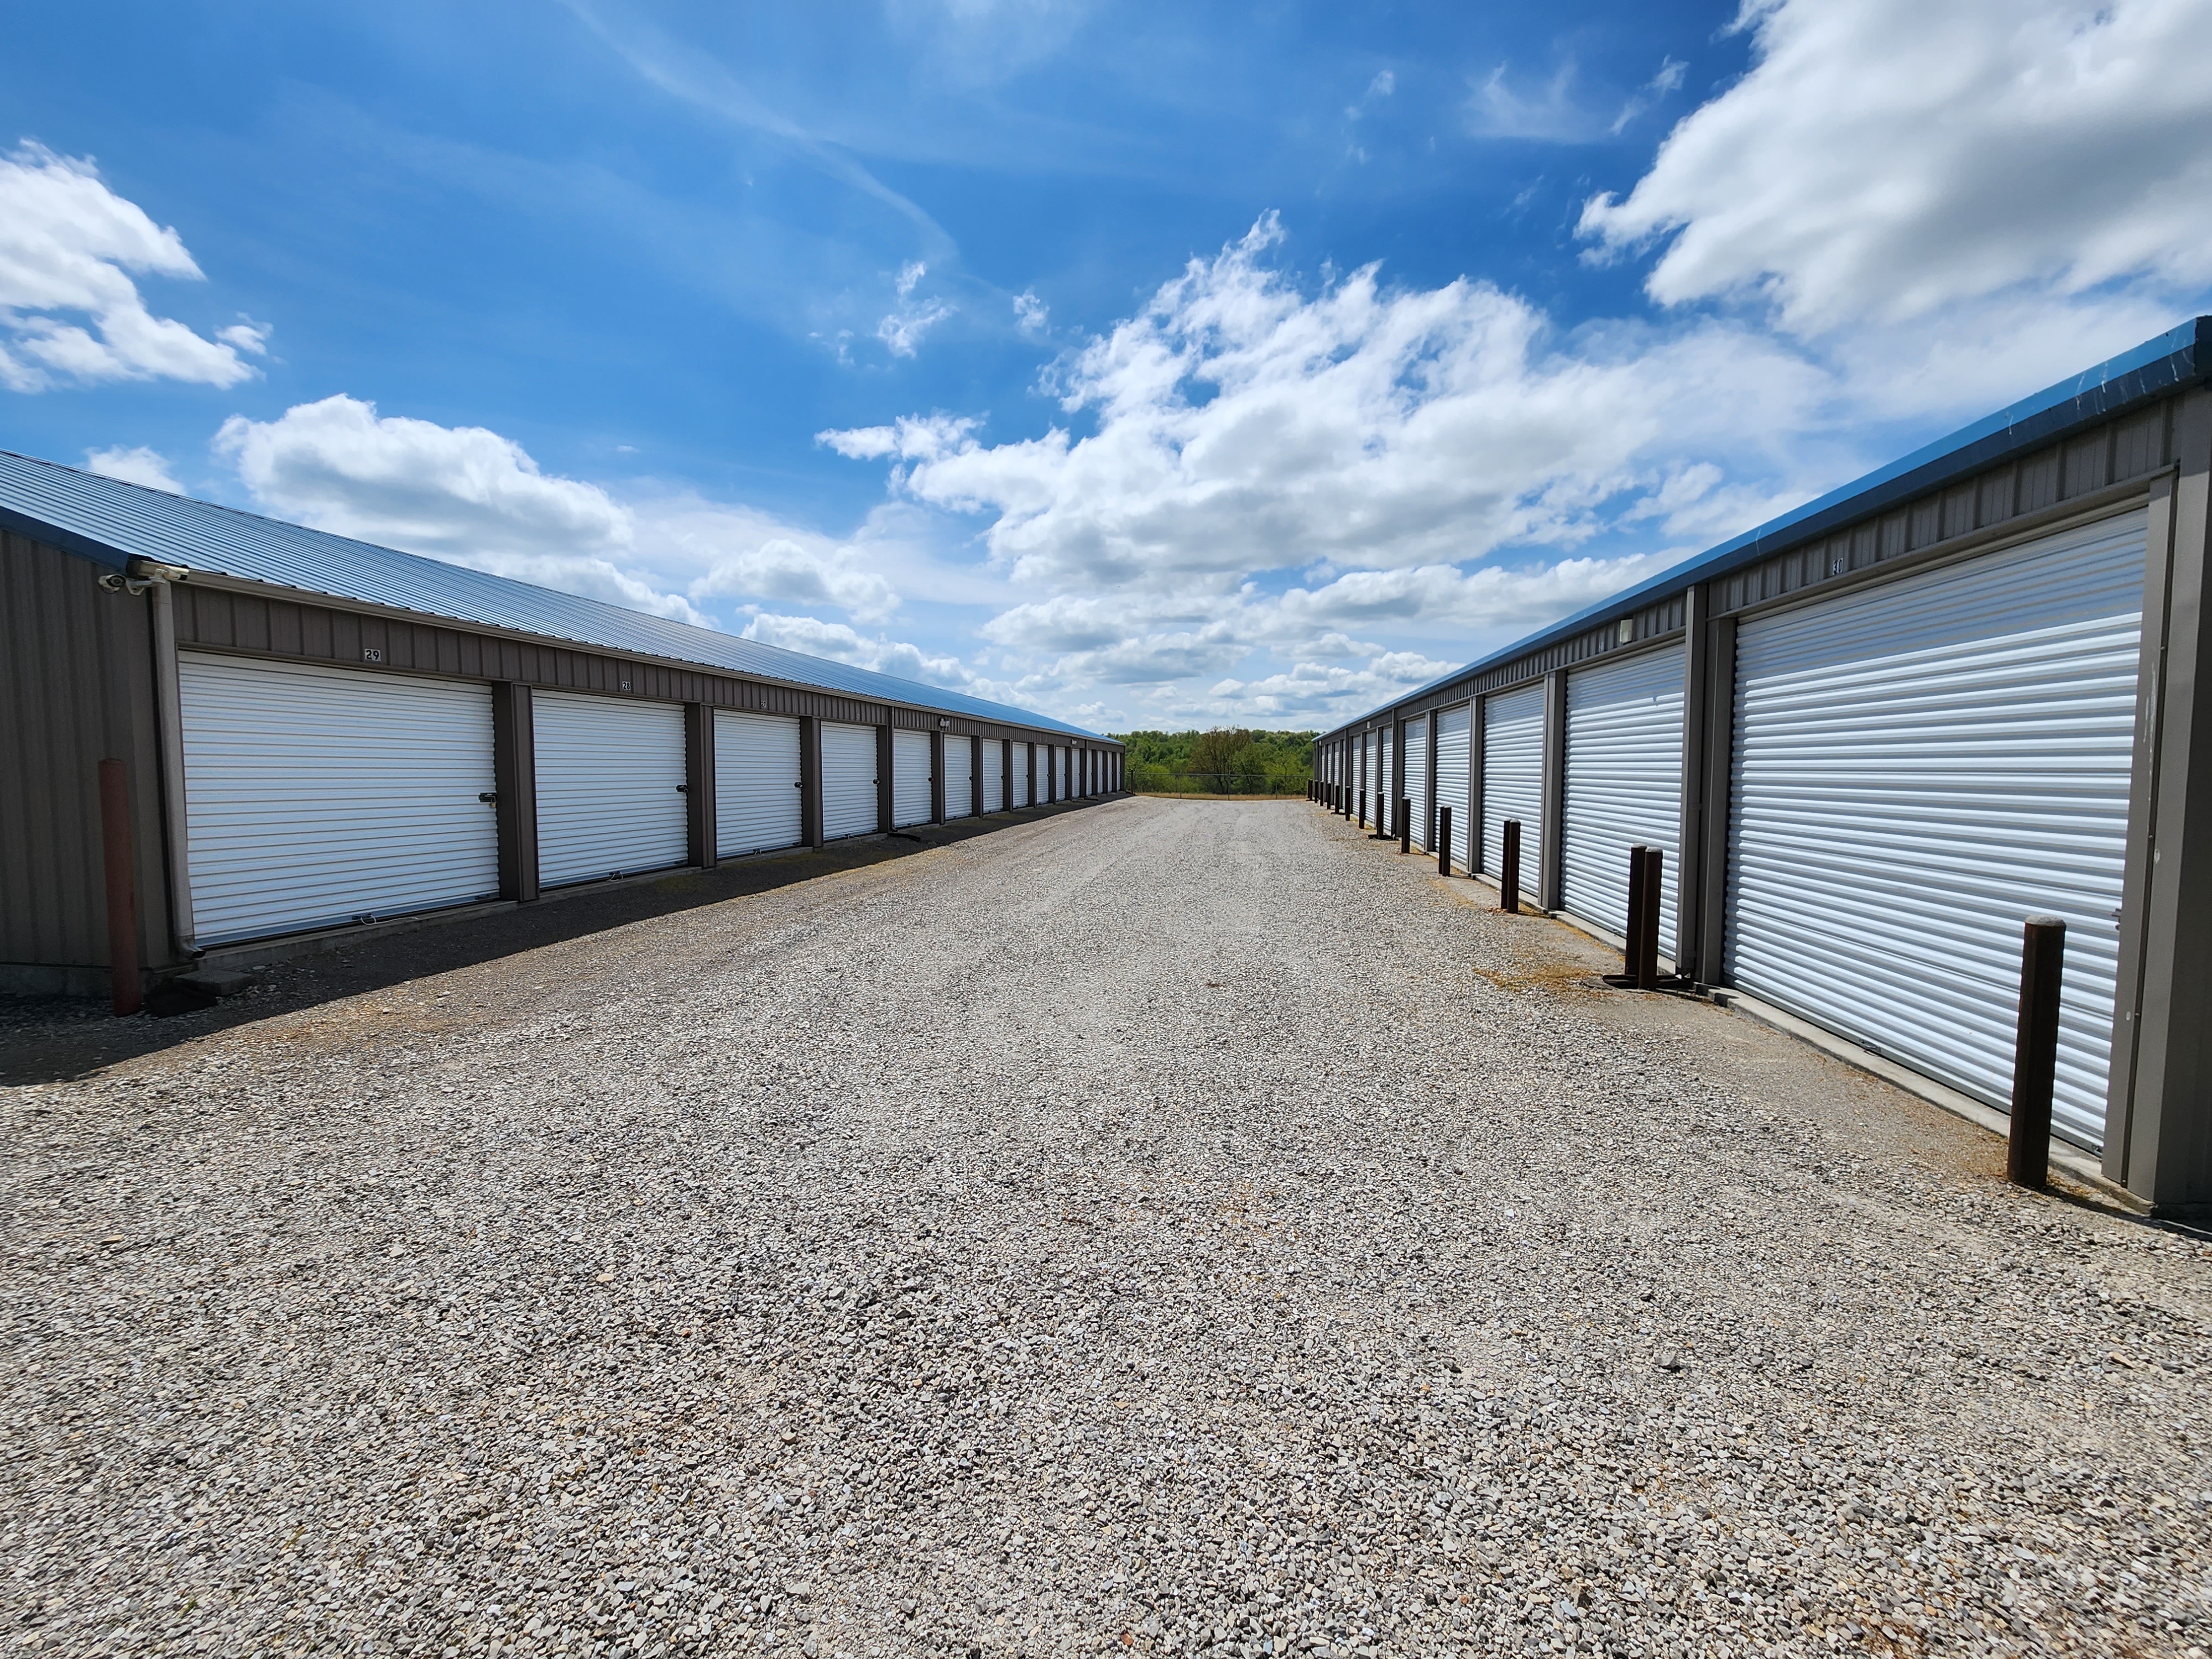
(534, 692, 688, 888)
(713, 710, 802, 858)
(943, 737, 974, 819)
(1405, 717, 1431, 848)
(1012, 745, 1031, 807)
(1379, 729, 1393, 826)
(1481, 685, 1545, 884)
(1726, 510, 2146, 1150)
(1561, 646, 1685, 956)
(178, 655, 499, 946)
(1056, 747, 1069, 799)
(982, 743, 1005, 813)
(891, 729, 932, 827)
(821, 722, 880, 841)
(1435, 705, 1472, 872)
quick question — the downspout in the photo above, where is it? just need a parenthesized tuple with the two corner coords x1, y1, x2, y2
(143, 569, 199, 956)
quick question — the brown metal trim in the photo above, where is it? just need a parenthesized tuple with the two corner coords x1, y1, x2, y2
(685, 702, 716, 868)
(800, 716, 823, 848)
(490, 684, 539, 902)
(166, 570, 1117, 753)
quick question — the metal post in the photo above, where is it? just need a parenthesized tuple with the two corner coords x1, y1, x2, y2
(1399, 797, 1411, 854)
(98, 758, 139, 1017)
(1623, 843, 1647, 977)
(1637, 847, 1665, 992)
(1438, 806, 1452, 875)
(1501, 818, 1521, 914)
(2008, 917, 2067, 1190)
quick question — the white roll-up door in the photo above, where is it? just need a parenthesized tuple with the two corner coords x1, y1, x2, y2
(1056, 747, 1069, 800)
(982, 740, 1006, 813)
(1481, 684, 1545, 887)
(821, 722, 879, 841)
(1013, 744, 1031, 807)
(891, 729, 932, 827)
(1362, 731, 1376, 812)
(1726, 510, 2146, 1151)
(1562, 646, 1685, 957)
(943, 737, 975, 820)
(177, 655, 499, 946)
(535, 692, 688, 888)
(1405, 716, 1431, 849)
(1436, 705, 1472, 872)
(713, 709, 802, 858)
(1379, 728, 1393, 825)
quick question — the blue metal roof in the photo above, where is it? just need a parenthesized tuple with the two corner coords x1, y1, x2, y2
(1327, 315, 2212, 737)
(0, 448, 1104, 740)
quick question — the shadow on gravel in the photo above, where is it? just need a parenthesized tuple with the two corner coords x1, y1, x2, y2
(0, 797, 1121, 1087)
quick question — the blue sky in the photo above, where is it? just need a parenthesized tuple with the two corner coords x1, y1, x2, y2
(5, 1, 2210, 731)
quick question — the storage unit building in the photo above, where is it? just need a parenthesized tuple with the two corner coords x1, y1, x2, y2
(1313, 316, 2212, 1211)
(944, 736, 975, 820)
(0, 450, 1118, 1004)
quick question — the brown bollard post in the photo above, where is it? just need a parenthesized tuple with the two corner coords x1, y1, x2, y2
(1501, 818, 1521, 914)
(1358, 790, 1366, 830)
(1637, 846, 1665, 991)
(2007, 916, 2067, 1190)
(1623, 843, 1648, 978)
(1399, 798, 1411, 854)
(1438, 806, 1452, 875)
(98, 758, 140, 1017)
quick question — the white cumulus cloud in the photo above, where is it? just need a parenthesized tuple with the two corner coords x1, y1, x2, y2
(84, 444, 184, 493)
(742, 613, 973, 689)
(0, 142, 265, 393)
(213, 395, 906, 634)
(1578, 0, 2212, 335)
(877, 260, 953, 358)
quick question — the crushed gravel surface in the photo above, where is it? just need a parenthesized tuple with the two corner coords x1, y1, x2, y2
(5, 796, 2211, 1659)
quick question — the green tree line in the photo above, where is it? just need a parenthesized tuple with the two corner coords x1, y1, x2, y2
(1114, 728, 1317, 795)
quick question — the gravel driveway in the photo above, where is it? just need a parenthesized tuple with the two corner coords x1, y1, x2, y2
(6, 796, 2209, 1659)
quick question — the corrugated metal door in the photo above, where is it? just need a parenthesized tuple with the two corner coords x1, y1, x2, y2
(891, 729, 932, 826)
(1726, 509, 2146, 1151)
(1363, 731, 1375, 811)
(1379, 728, 1393, 824)
(1561, 646, 1684, 956)
(713, 709, 802, 859)
(982, 741, 1005, 813)
(1405, 716, 1431, 849)
(535, 692, 688, 888)
(1056, 747, 1070, 799)
(821, 721, 879, 841)
(1012, 743, 1031, 807)
(177, 654, 499, 946)
(1481, 684, 1545, 885)
(943, 737, 974, 820)
(1436, 705, 1472, 872)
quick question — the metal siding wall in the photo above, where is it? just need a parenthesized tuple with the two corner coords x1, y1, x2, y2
(1435, 706, 1472, 871)
(943, 734, 975, 820)
(2, 535, 171, 973)
(890, 728, 932, 827)
(821, 722, 879, 839)
(713, 709, 803, 858)
(1481, 685, 1545, 886)
(1725, 510, 2147, 1150)
(534, 692, 689, 887)
(1405, 716, 1431, 849)
(1561, 645, 1686, 956)
(178, 654, 500, 943)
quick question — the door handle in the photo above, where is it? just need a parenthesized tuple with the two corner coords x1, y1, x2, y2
(478, 791, 498, 804)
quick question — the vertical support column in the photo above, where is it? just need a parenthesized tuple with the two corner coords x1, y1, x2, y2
(147, 578, 196, 954)
(1695, 618, 1738, 989)
(1425, 713, 1440, 851)
(972, 735, 985, 817)
(1676, 585, 1713, 982)
(685, 702, 716, 868)
(1026, 741, 1038, 808)
(876, 723, 895, 833)
(491, 682, 539, 903)
(1540, 669, 1567, 912)
(2111, 388, 2212, 1207)
(930, 729, 947, 823)
(800, 715, 823, 848)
